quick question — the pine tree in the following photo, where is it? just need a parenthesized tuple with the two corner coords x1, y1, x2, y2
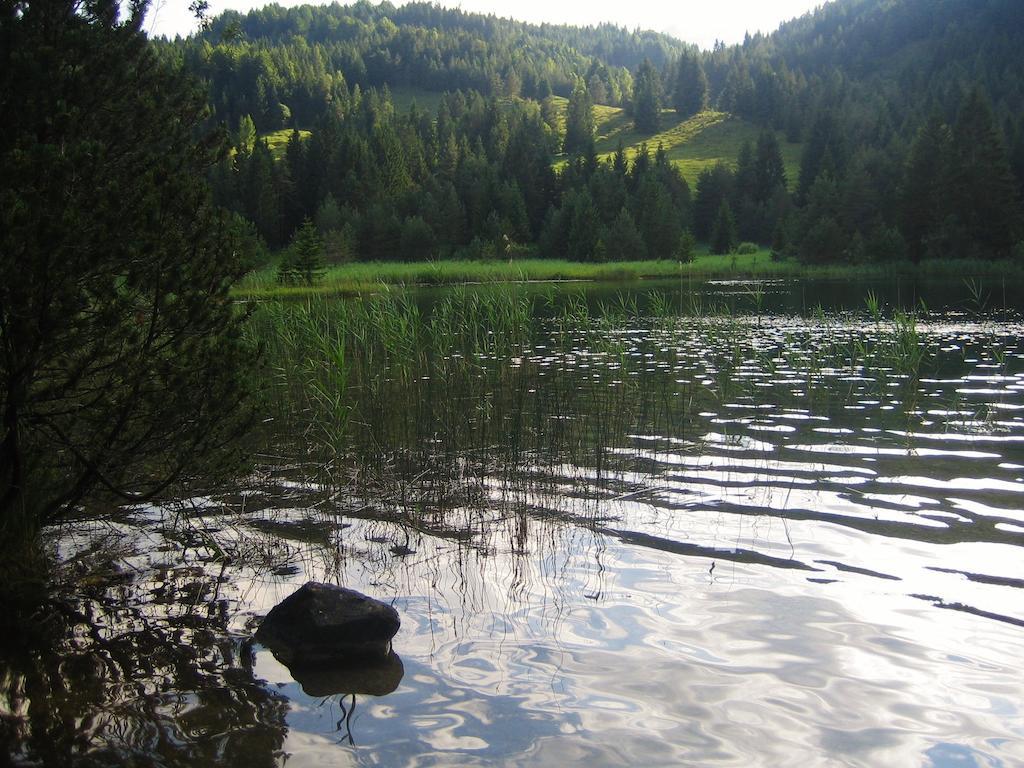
(563, 78, 595, 156)
(237, 113, 257, 154)
(948, 87, 1020, 258)
(710, 199, 738, 254)
(754, 131, 787, 203)
(632, 59, 662, 134)
(1, 0, 252, 547)
(279, 219, 326, 284)
(603, 208, 647, 261)
(900, 115, 953, 262)
(672, 51, 707, 118)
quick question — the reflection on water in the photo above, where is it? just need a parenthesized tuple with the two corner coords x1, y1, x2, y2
(4, 278, 1024, 767)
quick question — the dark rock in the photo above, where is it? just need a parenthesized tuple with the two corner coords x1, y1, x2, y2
(287, 651, 405, 698)
(254, 582, 400, 664)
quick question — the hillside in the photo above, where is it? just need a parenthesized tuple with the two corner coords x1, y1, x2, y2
(181, 0, 1022, 267)
(168, 0, 690, 133)
(543, 95, 800, 189)
(591, 108, 801, 190)
(705, 0, 1024, 141)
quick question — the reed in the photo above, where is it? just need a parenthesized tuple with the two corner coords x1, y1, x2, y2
(245, 282, 975, 538)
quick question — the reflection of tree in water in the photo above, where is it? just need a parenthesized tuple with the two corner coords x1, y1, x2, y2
(0, 559, 290, 767)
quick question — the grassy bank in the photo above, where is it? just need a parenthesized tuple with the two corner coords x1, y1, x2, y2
(234, 250, 1024, 298)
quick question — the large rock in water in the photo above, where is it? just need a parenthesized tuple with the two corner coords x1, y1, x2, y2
(255, 582, 400, 664)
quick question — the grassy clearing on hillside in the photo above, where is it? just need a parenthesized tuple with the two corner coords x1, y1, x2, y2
(260, 128, 312, 159)
(553, 101, 802, 188)
(594, 109, 802, 189)
(234, 253, 1024, 298)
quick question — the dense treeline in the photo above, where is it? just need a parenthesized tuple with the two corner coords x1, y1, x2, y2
(214, 86, 695, 265)
(706, 0, 1024, 137)
(172, 0, 1024, 268)
(700, 0, 1024, 262)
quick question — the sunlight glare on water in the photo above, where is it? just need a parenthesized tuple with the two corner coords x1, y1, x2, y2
(5, 279, 1024, 767)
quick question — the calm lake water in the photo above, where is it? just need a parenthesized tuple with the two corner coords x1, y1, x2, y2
(4, 277, 1024, 767)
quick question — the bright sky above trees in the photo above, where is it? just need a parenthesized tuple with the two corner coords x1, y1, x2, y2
(147, 0, 827, 48)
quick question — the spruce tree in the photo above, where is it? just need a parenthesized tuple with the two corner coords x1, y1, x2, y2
(796, 174, 845, 263)
(632, 59, 663, 134)
(566, 190, 601, 261)
(693, 163, 735, 241)
(948, 87, 1020, 258)
(754, 131, 787, 203)
(797, 113, 847, 204)
(563, 78, 595, 156)
(711, 200, 738, 254)
(237, 113, 257, 154)
(677, 230, 697, 262)
(603, 208, 648, 262)
(279, 219, 326, 284)
(635, 179, 681, 258)
(672, 51, 707, 118)
(900, 115, 953, 262)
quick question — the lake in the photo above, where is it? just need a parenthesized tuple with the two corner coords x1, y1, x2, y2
(4, 276, 1023, 767)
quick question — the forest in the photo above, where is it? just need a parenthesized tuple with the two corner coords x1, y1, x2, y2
(158, 0, 1024, 274)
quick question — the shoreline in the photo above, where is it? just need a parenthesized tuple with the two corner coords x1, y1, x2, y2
(233, 253, 1024, 298)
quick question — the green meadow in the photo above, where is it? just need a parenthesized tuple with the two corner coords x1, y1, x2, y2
(553, 100, 802, 189)
(234, 251, 1024, 298)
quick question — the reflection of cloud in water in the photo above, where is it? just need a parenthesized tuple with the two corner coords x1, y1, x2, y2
(10, 292, 1024, 766)
(226, 490, 1024, 766)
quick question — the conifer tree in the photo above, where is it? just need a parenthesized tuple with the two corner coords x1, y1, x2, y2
(1, 0, 252, 549)
(677, 230, 697, 262)
(672, 51, 707, 118)
(279, 219, 326, 284)
(693, 163, 735, 241)
(948, 88, 1020, 258)
(563, 78, 595, 156)
(711, 199, 738, 254)
(237, 113, 257, 154)
(754, 131, 787, 203)
(633, 176, 682, 258)
(900, 115, 953, 262)
(632, 59, 662, 134)
(797, 114, 847, 204)
(603, 208, 647, 261)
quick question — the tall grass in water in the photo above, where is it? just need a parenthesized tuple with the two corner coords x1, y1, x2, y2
(247, 284, 950, 539)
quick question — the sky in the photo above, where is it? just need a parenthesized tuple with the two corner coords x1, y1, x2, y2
(146, 0, 826, 49)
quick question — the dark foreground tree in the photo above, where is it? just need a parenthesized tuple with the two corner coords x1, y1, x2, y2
(0, 0, 252, 560)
